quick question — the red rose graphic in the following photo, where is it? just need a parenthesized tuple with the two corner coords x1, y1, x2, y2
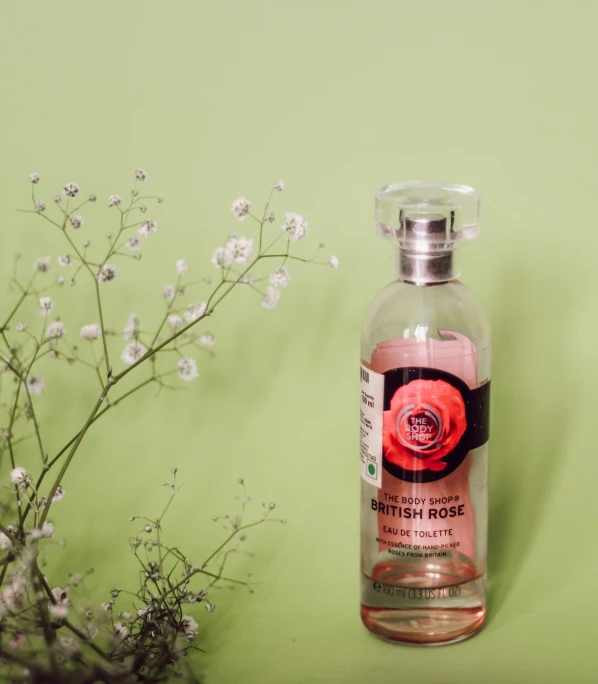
(383, 379, 467, 472)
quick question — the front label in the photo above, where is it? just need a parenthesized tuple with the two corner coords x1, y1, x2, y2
(360, 365, 489, 484)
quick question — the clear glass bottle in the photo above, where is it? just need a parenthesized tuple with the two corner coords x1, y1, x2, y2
(360, 182, 490, 645)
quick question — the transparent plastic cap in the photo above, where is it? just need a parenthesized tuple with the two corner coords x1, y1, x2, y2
(376, 182, 481, 253)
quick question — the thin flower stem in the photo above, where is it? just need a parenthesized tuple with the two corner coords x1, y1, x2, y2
(38, 571, 55, 603)
(121, 221, 145, 231)
(102, 182, 137, 265)
(27, 210, 63, 230)
(0, 353, 22, 378)
(260, 232, 285, 256)
(149, 313, 170, 350)
(59, 224, 112, 377)
(200, 567, 248, 587)
(159, 486, 180, 522)
(261, 188, 275, 223)
(3, 340, 49, 468)
(23, 379, 47, 467)
(37, 570, 111, 662)
(11, 254, 19, 282)
(0, 523, 17, 545)
(156, 526, 166, 594)
(6, 342, 43, 525)
(10, 432, 36, 448)
(22, 376, 156, 525)
(89, 343, 105, 390)
(162, 519, 266, 600)
(53, 376, 154, 466)
(208, 548, 235, 588)
(65, 620, 112, 662)
(105, 216, 128, 260)
(7, 277, 27, 295)
(258, 188, 275, 253)
(149, 274, 182, 349)
(1, 272, 38, 330)
(0, 555, 14, 568)
(65, 353, 100, 373)
(32, 566, 58, 671)
(132, 195, 159, 203)
(70, 198, 90, 214)
(205, 281, 226, 310)
(0, 562, 7, 588)
(154, 484, 177, 594)
(202, 516, 269, 568)
(259, 253, 316, 263)
(94, 279, 111, 377)
(223, 279, 264, 295)
(126, 180, 138, 217)
(0, 646, 45, 671)
(21, 345, 53, 368)
(39, 386, 111, 525)
(1, 293, 26, 331)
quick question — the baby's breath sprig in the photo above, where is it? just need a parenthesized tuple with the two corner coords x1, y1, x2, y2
(0, 170, 335, 681)
(90, 473, 275, 680)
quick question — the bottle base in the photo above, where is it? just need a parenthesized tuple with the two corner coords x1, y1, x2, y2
(360, 605, 485, 646)
(361, 558, 486, 645)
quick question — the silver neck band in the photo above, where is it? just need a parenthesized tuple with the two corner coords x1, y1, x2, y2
(396, 251, 458, 285)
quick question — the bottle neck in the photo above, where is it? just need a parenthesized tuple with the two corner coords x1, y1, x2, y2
(395, 250, 460, 285)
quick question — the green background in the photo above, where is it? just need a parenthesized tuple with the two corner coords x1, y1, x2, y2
(0, 1, 596, 682)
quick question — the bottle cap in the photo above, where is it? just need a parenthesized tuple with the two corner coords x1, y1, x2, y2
(376, 182, 480, 253)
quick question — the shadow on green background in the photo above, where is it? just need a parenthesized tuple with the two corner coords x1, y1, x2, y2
(487, 269, 573, 617)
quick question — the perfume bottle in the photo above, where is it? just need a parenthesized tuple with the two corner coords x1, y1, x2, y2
(360, 182, 490, 645)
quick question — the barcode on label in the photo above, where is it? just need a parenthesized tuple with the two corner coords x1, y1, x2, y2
(361, 367, 370, 384)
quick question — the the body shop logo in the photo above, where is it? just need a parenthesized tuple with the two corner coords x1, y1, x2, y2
(384, 379, 466, 474)
(396, 404, 443, 451)
(381, 368, 489, 484)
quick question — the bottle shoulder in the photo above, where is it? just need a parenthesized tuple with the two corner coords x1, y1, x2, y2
(362, 280, 490, 349)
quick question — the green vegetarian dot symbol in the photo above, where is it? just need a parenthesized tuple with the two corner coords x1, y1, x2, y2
(368, 463, 376, 476)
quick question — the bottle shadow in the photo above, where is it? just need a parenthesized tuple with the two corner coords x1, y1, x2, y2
(486, 270, 571, 619)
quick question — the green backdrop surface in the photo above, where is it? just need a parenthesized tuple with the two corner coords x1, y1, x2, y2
(0, 1, 596, 682)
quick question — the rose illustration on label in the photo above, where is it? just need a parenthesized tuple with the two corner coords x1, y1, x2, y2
(383, 379, 467, 472)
